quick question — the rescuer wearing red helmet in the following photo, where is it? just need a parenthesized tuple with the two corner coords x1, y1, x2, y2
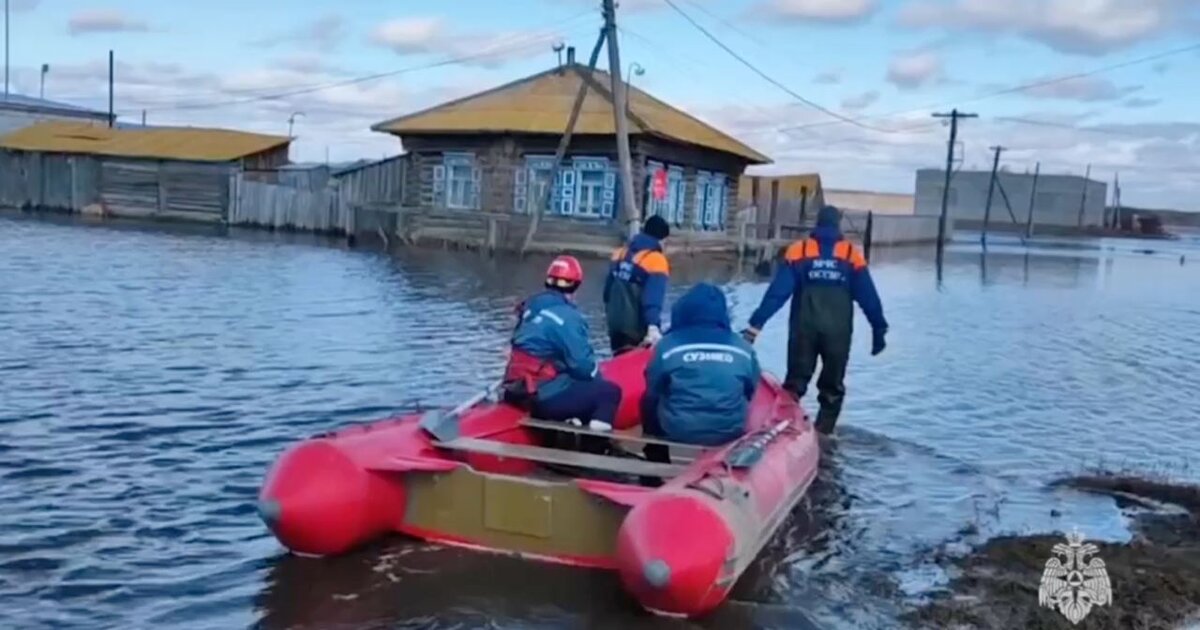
(502, 255, 623, 434)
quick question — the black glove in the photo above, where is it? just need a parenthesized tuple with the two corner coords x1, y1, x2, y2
(871, 328, 887, 356)
(740, 327, 759, 344)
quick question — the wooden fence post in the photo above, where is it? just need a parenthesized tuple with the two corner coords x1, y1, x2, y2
(863, 211, 874, 262)
(769, 179, 781, 240)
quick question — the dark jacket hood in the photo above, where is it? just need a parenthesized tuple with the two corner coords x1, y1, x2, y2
(811, 206, 843, 242)
(670, 282, 731, 331)
(628, 232, 662, 255)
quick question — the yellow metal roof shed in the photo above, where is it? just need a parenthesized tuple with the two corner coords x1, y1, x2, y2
(0, 121, 290, 163)
(369, 61, 770, 236)
(0, 121, 292, 220)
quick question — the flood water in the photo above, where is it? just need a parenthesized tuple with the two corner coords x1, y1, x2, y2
(2, 213, 1198, 629)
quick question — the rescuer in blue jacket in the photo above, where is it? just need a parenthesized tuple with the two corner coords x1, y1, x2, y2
(641, 282, 761, 466)
(742, 205, 888, 435)
(604, 215, 671, 354)
(503, 255, 622, 433)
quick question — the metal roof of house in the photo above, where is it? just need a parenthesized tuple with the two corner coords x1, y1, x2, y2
(0, 120, 291, 162)
(0, 93, 109, 118)
(371, 64, 771, 165)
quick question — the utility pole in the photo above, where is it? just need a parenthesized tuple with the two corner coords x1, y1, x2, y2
(981, 145, 1005, 248)
(1025, 161, 1041, 239)
(1076, 163, 1092, 228)
(520, 32, 607, 254)
(288, 112, 304, 138)
(603, 0, 640, 238)
(107, 50, 114, 127)
(932, 108, 977, 265)
(4, 0, 9, 100)
(141, 109, 146, 126)
(39, 63, 48, 99)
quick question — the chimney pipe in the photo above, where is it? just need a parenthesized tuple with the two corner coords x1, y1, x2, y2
(567, 46, 576, 65)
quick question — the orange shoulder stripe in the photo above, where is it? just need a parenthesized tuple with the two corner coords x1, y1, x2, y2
(834, 241, 867, 270)
(635, 250, 670, 275)
(785, 238, 820, 262)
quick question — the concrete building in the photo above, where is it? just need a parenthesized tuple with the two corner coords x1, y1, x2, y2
(0, 94, 111, 135)
(914, 168, 1107, 231)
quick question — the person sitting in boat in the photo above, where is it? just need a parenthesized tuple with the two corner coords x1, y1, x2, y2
(503, 255, 622, 433)
(603, 215, 671, 354)
(641, 282, 761, 464)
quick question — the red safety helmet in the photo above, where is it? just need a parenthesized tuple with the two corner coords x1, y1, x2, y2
(545, 255, 584, 290)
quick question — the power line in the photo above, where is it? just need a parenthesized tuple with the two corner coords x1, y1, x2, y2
(763, 41, 1200, 136)
(51, 11, 594, 113)
(661, 0, 906, 134)
(146, 30, 586, 112)
(996, 117, 1147, 138)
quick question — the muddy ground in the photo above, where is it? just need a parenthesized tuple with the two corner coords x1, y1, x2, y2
(904, 475, 1200, 630)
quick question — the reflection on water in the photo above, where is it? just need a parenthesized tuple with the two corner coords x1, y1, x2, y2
(1, 214, 1197, 629)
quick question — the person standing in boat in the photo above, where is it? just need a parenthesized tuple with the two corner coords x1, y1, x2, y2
(603, 215, 672, 354)
(741, 205, 888, 435)
(503, 255, 623, 433)
(641, 283, 761, 469)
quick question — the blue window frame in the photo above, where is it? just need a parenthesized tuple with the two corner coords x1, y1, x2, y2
(646, 160, 685, 226)
(514, 155, 554, 214)
(694, 170, 727, 231)
(439, 152, 480, 210)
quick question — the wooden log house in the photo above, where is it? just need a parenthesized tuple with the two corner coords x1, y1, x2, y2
(369, 58, 771, 253)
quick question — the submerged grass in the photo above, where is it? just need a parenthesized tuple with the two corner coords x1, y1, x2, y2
(904, 474, 1200, 630)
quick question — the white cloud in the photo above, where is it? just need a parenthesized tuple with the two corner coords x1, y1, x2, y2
(701, 101, 1200, 210)
(896, 0, 1195, 56)
(813, 68, 843, 84)
(758, 0, 879, 23)
(886, 50, 942, 90)
(249, 15, 346, 53)
(1123, 97, 1162, 109)
(370, 17, 445, 56)
(841, 90, 880, 111)
(1016, 76, 1143, 102)
(369, 17, 565, 67)
(67, 9, 151, 36)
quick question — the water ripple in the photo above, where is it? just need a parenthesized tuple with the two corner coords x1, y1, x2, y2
(1, 216, 1198, 629)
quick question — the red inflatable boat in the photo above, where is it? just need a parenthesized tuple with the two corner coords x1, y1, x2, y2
(257, 348, 820, 618)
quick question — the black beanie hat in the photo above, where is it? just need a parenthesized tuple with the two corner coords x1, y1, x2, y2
(643, 215, 670, 240)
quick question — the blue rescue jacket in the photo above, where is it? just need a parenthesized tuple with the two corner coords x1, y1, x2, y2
(603, 233, 669, 340)
(644, 283, 761, 446)
(748, 225, 887, 334)
(510, 290, 598, 401)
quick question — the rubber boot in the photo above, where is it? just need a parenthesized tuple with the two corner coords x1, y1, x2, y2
(814, 408, 839, 435)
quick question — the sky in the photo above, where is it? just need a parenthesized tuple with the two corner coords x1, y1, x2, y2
(4, 0, 1199, 210)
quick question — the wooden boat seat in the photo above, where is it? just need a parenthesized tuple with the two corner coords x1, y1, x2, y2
(520, 419, 706, 459)
(434, 437, 687, 478)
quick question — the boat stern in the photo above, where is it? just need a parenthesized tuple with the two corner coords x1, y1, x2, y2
(615, 493, 736, 617)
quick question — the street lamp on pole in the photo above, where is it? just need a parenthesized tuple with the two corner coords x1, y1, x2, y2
(287, 112, 304, 138)
(625, 62, 644, 114)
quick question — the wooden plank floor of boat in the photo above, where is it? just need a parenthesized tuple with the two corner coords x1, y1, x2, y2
(434, 437, 687, 478)
(520, 419, 705, 460)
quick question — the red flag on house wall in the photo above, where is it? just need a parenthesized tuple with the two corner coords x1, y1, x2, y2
(652, 169, 668, 201)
